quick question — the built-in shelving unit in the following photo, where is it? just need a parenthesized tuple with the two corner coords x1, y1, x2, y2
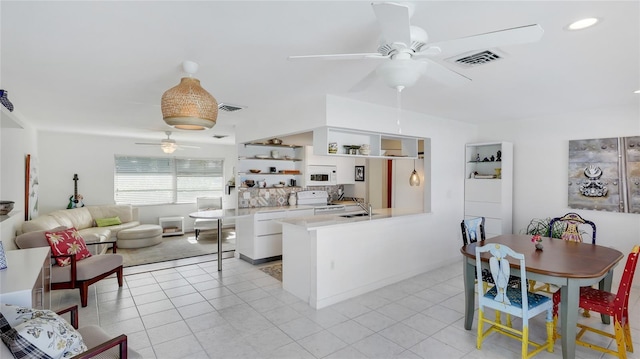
(237, 142, 304, 188)
(312, 127, 419, 159)
(464, 142, 513, 238)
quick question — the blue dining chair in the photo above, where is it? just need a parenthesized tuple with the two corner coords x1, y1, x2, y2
(475, 243, 554, 358)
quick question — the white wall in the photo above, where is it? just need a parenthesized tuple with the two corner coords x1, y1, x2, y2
(325, 95, 478, 269)
(37, 131, 238, 231)
(0, 110, 38, 250)
(234, 96, 327, 144)
(478, 104, 640, 284)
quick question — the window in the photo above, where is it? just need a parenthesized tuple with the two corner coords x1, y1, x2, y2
(114, 156, 224, 205)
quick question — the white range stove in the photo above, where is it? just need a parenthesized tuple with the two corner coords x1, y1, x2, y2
(296, 190, 345, 214)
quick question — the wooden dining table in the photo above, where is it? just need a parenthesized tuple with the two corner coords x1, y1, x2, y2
(460, 234, 623, 359)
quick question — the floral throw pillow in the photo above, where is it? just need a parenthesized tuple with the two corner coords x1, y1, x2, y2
(0, 304, 88, 359)
(44, 227, 92, 267)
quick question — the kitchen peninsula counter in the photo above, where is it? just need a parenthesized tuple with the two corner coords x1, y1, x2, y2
(281, 208, 431, 309)
(279, 207, 423, 229)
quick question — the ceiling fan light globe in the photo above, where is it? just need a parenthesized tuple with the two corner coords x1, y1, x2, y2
(161, 142, 177, 154)
(376, 59, 426, 89)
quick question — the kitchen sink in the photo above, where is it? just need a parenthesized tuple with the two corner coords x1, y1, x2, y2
(339, 212, 376, 218)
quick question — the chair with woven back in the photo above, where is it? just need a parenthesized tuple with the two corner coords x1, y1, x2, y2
(552, 245, 639, 359)
(529, 212, 597, 294)
(475, 242, 554, 358)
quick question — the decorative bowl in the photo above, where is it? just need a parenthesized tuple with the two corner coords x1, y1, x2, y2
(255, 154, 270, 159)
(249, 169, 261, 173)
(244, 180, 255, 187)
(268, 138, 283, 145)
(0, 201, 14, 215)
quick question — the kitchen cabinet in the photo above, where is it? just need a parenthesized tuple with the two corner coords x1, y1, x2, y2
(236, 207, 314, 264)
(313, 126, 418, 159)
(304, 146, 356, 185)
(464, 142, 513, 238)
(237, 143, 304, 188)
(0, 247, 51, 309)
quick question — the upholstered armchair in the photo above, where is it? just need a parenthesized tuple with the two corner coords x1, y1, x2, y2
(1, 304, 140, 358)
(15, 227, 123, 307)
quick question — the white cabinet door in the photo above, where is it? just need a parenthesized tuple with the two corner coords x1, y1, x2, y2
(336, 156, 356, 184)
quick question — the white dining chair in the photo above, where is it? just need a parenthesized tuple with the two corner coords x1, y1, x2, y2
(475, 243, 554, 358)
(194, 197, 222, 240)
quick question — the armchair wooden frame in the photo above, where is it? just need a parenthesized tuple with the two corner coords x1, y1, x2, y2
(57, 305, 129, 359)
(52, 240, 123, 307)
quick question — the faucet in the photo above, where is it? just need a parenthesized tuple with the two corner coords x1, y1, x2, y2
(354, 199, 373, 218)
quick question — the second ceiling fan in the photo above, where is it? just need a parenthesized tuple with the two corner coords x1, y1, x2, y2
(135, 131, 200, 154)
(289, 2, 544, 92)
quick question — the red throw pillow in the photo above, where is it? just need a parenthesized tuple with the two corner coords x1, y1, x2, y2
(44, 227, 92, 267)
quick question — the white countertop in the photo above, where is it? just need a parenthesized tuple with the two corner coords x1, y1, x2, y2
(189, 205, 316, 219)
(279, 207, 425, 229)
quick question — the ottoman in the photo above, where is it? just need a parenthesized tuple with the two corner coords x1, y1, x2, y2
(117, 224, 163, 248)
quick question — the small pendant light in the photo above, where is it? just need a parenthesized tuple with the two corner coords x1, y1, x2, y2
(409, 159, 420, 186)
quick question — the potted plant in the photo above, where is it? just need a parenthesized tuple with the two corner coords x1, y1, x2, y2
(521, 217, 566, 239)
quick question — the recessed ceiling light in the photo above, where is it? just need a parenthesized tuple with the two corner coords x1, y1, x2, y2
(635, 90, 640, 94)
(567, 18, 599, 30)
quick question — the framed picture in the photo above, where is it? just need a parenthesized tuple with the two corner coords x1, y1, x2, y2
(355, 166, 365, 182)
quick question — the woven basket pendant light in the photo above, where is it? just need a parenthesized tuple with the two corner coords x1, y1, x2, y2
(161, 61, 218, 130)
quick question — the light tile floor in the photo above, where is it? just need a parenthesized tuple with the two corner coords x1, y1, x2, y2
(51, 254, 640, 359)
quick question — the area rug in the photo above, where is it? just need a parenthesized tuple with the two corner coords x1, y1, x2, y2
(259, 263, 282, 281)
(117, 228, 236, 267)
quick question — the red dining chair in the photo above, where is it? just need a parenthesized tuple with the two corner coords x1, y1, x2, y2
(552, 245, 639, 359)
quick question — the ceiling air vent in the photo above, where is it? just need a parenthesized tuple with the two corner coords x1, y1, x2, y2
(218, 103, 246, 112)
(448, 50, 504, 68)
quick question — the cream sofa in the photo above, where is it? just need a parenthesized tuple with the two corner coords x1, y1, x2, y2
(19, 204, 140, 253)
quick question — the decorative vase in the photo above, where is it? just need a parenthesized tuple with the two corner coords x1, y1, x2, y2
(535, 243, 544, 250)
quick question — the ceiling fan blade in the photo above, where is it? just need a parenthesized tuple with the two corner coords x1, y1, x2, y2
(430, 24, 544, 58)
(178, 145, 200, 149)
(413, 46, 442, 58)
(349, 68, 379, 92)
(422, 59, 472, 87)
(288, 53, 387, 61)
(134, 142, 161, 146)
(372, 2, 412, 47)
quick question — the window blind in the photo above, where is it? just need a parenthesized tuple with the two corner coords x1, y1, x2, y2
(114, 156, 224, 205)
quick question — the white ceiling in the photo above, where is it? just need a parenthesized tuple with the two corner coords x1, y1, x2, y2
(1, 1, 638, 146)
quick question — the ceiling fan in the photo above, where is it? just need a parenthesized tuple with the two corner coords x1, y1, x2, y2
(135, 131, 200, 154)
(288, 2, 544, 92)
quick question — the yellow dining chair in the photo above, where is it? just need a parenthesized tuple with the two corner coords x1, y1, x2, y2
(476, 243, 554, 359)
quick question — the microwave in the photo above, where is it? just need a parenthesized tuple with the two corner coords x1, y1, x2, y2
(307, 165, 337, 186)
